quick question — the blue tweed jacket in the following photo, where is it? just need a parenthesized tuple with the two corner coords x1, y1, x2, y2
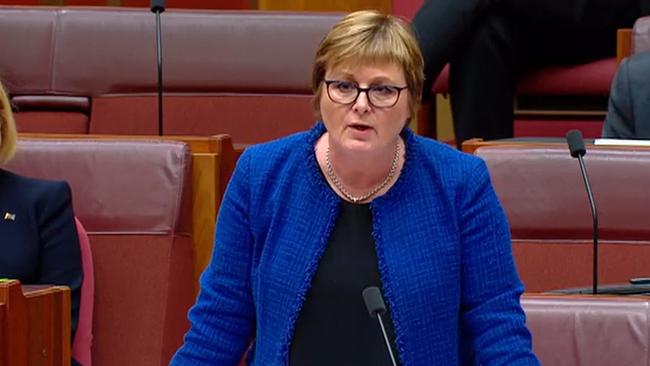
(171, 123, 539, 365)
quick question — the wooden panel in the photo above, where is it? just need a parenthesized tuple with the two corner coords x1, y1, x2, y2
(617, 28, 633, 64)
(0, 280, 28, 366)
(460, 138, 568, 155)
(0, 303, 4, 366)
(191, 153, 218, 292)
(0, 280, 71, 366)
(258, 0, 391, 13)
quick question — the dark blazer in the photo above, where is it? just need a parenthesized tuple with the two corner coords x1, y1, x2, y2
(602, 50, 650, 139)
(0, 168, 82, 339)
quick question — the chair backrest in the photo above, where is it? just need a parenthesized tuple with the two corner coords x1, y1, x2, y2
(632, 16, 650, 55)
(474, 144, 650, 292)
(522, 294, 650, 366)
(72, 217, 93, 366)
(5, 138, 194, 366)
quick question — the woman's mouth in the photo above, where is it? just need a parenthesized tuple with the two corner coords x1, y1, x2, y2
(349, 123, 371, 132)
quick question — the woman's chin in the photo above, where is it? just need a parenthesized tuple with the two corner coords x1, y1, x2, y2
(341, 139, 378, 154)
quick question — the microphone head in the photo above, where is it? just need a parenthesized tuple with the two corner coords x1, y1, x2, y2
(566, 129, 586, 158)
(362, 286, 387, 318)
(150, 0, 166, 12)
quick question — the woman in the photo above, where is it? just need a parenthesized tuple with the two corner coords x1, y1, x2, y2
(0, 81, 83, 364)
(172, 10, 539, 365)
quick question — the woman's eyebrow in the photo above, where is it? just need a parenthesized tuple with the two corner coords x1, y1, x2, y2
(327, 71, 356, 80)
(328, 71, 401, 84)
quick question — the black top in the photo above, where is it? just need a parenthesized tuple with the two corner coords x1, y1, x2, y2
(290, 200, 399, 366)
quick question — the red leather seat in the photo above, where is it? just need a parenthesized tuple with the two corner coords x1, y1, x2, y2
(5, 139, 194, 366)
(474, 143, 650, 292)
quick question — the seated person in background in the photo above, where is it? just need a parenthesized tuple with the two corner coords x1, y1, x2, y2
(171, 10, 539, 366)
(0, 81, 83, 365)
(601, 50, 650, 139)
(413, 0, 648, 146)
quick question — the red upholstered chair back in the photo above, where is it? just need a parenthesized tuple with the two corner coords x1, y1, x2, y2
(72, 217, 93, 366)
(474, 144, 650, 292)
(632, 16, 650, 55)
(522, 295, 650, 365)
(0, 7, 341, 144)
(5, 139, 194, 366)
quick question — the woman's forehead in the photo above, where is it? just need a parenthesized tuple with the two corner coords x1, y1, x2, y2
(327, 59, 405, 78)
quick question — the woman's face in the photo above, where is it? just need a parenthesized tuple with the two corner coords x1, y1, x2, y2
(320, 61, 410, 154)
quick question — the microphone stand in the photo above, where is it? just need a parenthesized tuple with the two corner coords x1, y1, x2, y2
(376, 312, 398, 366)
(151, 1, 165, 136)
(566, 130, 599, 295)
(576, 153, 599, 295)
(362, 286, 398, 366)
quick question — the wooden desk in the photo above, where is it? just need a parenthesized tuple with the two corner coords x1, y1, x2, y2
(0, 280, 71, 366)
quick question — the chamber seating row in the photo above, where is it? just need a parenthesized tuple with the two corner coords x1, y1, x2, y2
(11, 130, 650, 366)
(464, 140, 650, 293)
(466, 140, 650, 364)
(4, 137, 208, 366)
(0, 6, 341, 145)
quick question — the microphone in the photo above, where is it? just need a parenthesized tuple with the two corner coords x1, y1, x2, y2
(150, 0, 165, 136)
(362, 286, 398, 366)
(150, 0, 165, 13)
(566, 130, 599, 295)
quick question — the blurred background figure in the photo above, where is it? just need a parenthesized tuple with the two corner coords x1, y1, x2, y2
(602, 50, 650, 139)
(413, 0, 650, 146)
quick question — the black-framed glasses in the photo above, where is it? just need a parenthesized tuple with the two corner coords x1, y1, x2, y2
(324, 80, 408, 108)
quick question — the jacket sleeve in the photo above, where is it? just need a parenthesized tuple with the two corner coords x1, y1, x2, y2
(602, 57, 635, 138)
(36, 181, 83, 340)
(458, 160, 540, 365)
(171, 151, 256, 366)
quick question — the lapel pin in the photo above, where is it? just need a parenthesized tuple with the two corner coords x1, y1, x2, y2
(3, 212, 16, 221)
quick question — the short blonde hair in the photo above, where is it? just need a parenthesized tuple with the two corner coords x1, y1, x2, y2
(312, 10, 424, 121)
(0, 81, 17, 165)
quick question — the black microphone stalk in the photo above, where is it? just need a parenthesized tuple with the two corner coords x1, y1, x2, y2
(566, 130, 599, 295)
(151, 0, 165, 136)
(362, 286, 398, 366)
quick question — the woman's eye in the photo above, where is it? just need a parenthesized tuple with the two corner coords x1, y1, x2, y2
(336, 82, 356, 92)
(373, 86, 395, 96)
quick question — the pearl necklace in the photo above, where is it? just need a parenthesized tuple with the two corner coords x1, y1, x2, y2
(325, 141, 401, 203)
